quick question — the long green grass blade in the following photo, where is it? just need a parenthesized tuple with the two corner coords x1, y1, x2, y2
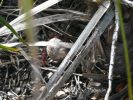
(116, 0, 133, 100)
(0, 16, 28, 46)
(0, 44, 19, 52)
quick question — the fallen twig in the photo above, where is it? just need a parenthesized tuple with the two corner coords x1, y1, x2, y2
(104, 1, 119, 100)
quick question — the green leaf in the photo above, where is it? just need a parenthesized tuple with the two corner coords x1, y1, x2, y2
(0, 44, 19, 52)
(0, 16, 28, 46)
(116, 0, 133, 100)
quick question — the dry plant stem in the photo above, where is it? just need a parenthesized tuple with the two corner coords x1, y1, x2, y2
(1, 40, 73, 48)
(2, 14, 88, 35)
(122, 0, 133, 7)
(44, 8, 87, 15)
(39, 1, 111, 99)
(40, 67, 84, 76)
(0, 0, 62, 36)
(104, 1, 119, 100)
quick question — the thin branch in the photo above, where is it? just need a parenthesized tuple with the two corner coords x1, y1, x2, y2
(104, 1, 119, 100)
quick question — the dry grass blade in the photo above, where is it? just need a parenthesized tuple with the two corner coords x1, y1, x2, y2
(2, 14, 89, 35)
(0, 0, 62, 36)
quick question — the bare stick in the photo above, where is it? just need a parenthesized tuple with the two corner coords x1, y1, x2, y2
(104, 1, 119, 100)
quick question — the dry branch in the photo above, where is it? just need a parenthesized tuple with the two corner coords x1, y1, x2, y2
(104, 1, 119, 99)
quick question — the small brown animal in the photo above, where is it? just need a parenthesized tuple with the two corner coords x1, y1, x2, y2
(46, 38, 69, 62)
